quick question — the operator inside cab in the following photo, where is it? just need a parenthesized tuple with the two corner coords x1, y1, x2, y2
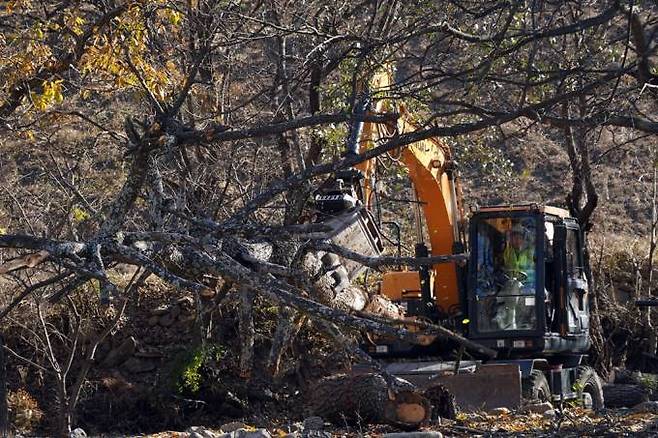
(474, 217, 538, 332)
(502, 223, 535, 289)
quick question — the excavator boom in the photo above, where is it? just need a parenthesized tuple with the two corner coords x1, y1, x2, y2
(353, 68, 465, 315)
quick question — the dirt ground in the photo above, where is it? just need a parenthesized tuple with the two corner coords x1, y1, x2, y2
(125, 407, 658, 437)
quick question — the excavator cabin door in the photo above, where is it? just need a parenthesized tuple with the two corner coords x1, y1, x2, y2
(553, 220, 590, 337)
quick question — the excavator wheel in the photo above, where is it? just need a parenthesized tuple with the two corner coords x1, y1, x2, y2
(576, 366, 605, 411)
(522, 369, 551, 404)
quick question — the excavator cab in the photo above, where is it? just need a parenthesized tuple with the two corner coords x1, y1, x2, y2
(466, 204, 591, 356)
(385, 204, 601, 412)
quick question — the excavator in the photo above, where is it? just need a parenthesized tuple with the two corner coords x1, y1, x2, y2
(311, 67, 605, 411)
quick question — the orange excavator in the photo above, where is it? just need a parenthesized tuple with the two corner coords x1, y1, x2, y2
(312, 67, 605, 411)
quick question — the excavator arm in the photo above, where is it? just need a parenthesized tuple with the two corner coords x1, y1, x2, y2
(352, 68, 465, 317)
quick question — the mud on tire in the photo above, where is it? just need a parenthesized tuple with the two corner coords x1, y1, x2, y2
(522, 369, 551, 403)
(576, 365, 605, 410)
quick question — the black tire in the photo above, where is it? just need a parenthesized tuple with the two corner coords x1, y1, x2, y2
(576, 365, 605, 410)
(522, 370, 551, 403)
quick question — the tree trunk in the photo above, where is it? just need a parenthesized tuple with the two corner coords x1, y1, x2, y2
(267, 309, 306, 377)
(0, 336, 7, 437)
(57, 397, 72, 438)
(602, 384, 649, 408)
(309, 372, 430, 429)
(239, 288, 255, 378)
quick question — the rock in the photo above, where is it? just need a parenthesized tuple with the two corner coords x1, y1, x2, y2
(301, 433, 330, 438)
(221, 422, 247, 433)
(488, 407, 510, 415)
(159, 312, 176, 327)
(301, 417, 327, 438)
(229, 429, 272, 438)
(188, 426, 218, 438)
(634, 400, 658, 413)
(523, 401, 554, 414)
(100, 336, 136, 368)
(122, 357, 156, 373)
(151, 305, 170, 316)
(302, 416, 324, 432)
(69, 428, 87, 438)
(383, 433, 443, 438)
(543, 409, 557, 419)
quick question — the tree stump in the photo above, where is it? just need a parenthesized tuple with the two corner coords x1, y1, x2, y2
(309, 373, 430, 429)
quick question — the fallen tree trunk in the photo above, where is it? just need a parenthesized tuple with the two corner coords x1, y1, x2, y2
(602, 384, 649, 408)
(208, 250, 497, 357)
(309, 372, 430, 429)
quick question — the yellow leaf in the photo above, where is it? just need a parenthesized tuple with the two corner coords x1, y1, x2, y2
(165, 9, 182, 26)
(72, 207, 90, 222)
(0, 228, 7, 235)
(72, 16, 86, 35)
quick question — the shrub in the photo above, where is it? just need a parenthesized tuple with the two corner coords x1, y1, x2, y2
(172, 343, 227, 395)
(8, 388, 43, 433)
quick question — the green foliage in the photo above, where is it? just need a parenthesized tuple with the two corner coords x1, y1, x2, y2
(564, 381, 586, 408)
(637, 373, 658, 392)
(316, 124, 348, 159)
(457, 136, 514, 185)
(171, 344, 227, 395)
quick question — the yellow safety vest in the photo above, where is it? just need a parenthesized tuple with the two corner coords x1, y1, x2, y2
(503, 245, 533, 271)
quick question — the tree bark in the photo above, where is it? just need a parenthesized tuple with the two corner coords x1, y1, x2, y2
(309, 372, 430, 429)
(239, 288, 256, 379)
(0, 335, 7, 437)
(602, 384, 649, 408)
(267, 309, 306, 377)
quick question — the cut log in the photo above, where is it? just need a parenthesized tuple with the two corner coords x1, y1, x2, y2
(363, 294, 404, 320)
(602, 384, 649, 408)
(309, 372, 430, 429)
(333, 286, 369, 312)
